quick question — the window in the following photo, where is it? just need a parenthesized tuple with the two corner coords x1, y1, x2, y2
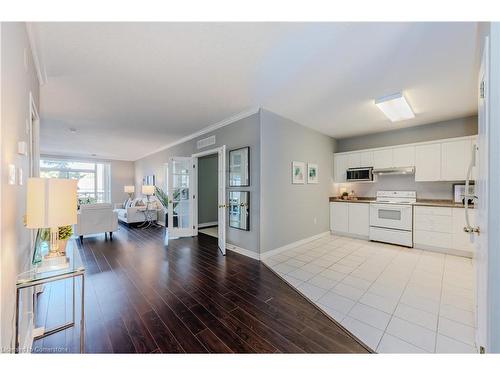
(40, 159, 111, 203)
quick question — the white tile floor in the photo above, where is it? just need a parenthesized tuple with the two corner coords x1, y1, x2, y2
(263, 234, 477, 353)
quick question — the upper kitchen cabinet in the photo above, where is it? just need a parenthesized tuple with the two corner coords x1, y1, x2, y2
(392, 146, 415, 168)
(373, 149, 393, 169)
(441, 138, 477, 181)
(347, 152, 362, 169)
(359, 151, 374, 167)
(333, 153, 349, 182)
(415, 143, 441, 181)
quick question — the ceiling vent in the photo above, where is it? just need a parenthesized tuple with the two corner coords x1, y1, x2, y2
(197, 135, 216, 149)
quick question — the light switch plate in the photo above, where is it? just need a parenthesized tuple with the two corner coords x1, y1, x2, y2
(18, 141, 27, 155)
(8, 164, 16, 185)
(18, 167, 24, 185)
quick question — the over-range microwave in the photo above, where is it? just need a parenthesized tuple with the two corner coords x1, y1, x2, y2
(346, 167, 373, 182)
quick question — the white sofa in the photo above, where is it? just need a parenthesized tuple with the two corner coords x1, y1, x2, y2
(74, 203, 118, 243)
(114, 197, 158, 225)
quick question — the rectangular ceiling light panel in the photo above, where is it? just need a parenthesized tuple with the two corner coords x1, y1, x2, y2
(375, 92, 415, 122)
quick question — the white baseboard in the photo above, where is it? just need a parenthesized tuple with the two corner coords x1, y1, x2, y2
(414, 243, 473, 258)
(331, 230, 369, 241)
(198, 221, 218, 229)
(260, 231, 330, 260)
(226, 243, 260, 260)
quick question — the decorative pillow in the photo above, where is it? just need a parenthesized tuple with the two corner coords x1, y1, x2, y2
(134, 199, 145, 207)
(123, 198, 131, 209)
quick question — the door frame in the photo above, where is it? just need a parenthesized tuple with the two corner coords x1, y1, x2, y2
(475, 35, 489, 352)
(192, 145, 227, 255)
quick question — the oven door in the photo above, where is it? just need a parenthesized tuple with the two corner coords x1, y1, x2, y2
(369, 203, 413, 231)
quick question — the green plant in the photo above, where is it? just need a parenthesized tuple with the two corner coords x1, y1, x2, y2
(40, 228, 50, 242)
(58, 225, 73, 240)
(342, 191, 349, 197)
(154, 186, 168, 209)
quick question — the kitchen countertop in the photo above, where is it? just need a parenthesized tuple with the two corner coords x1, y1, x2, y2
(329, 197, 474, 208)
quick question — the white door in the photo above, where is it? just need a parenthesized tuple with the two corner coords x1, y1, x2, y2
(217, 146, 226, 255)
(168, 157, 194, 239)
(475, 37, 489, 352)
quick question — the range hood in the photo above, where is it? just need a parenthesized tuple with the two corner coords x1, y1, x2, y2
(372, 166, 415, 176)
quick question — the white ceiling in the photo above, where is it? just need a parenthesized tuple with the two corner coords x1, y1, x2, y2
(33, 22, 480, 161)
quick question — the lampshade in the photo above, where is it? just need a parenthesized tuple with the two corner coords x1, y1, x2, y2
(26, 178, 78, 229)
(142, 185, 155, 196)
(124, 185, 135, 193)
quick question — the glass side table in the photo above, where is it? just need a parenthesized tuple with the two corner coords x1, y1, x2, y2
(15, 239, 85, 353)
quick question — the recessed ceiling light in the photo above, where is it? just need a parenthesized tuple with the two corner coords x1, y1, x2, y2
(69, 128, 77, 133)
(375, 92, 415, 122)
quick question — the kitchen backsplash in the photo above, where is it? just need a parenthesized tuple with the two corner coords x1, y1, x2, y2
(333, 174, 463, 200)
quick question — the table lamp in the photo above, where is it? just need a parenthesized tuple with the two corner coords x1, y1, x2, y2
(26, 178, 78, 269)
(142, 185, 155, 198)
(124, 185, 135, 199)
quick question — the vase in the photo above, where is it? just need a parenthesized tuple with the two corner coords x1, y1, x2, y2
(58, 239, 68, 255)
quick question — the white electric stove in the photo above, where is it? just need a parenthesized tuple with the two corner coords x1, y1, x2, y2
(369, 191, 416, 247)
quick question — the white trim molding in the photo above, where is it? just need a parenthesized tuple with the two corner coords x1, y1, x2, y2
(226, 243, 260, 260)
(260, 231, 331, 260)
(25, 23, 47, 86)
(198, 221, 218, 229)
(136, 107, 259, 161)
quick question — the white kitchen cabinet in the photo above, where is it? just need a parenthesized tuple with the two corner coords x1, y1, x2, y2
(392, 146, 415, 168)
(348, 153, 362, 169)
(415, 143, 441, 181)
(414, 205, 475, 256)
(359, 151, 374, 168)
(373, 149, 393, 169)
(330, 202, 349, 233)
(441, 139, 471, 181)
(334, 154, 349, 183)
(452, 208, 476, 253)
(348, 203, 369, 236)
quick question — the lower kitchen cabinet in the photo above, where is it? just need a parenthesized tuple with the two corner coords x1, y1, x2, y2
(330, 202, 348, 233)
(348, 203, 369, 236)
(330, 202, 369, 237)
(414, 206, 476, 256)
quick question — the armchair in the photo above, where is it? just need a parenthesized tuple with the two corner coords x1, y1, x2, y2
(74, 203, 118, 243)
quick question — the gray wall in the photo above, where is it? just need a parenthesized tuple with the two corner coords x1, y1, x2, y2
(336, 116, 477, 152)
(41, 154, 136, 205)
(135, 112, 261, 254)
(1, 23, 40, 350)
(260, 109, 335, 253)
(197, 154, 218, 225)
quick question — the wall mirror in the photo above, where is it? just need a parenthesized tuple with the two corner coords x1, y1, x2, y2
(228, 191, 250, 231)
(229, 147, 250, 187)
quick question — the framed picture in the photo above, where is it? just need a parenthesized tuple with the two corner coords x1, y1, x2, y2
(229, 147, 250, 187)
(307, 163, 319, 184)
(292, 161, 306, 184)
(143, 175, 155, 185)
(228, 191, 250, 231)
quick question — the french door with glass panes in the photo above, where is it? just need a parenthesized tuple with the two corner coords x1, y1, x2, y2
(168, 157, 194, 238)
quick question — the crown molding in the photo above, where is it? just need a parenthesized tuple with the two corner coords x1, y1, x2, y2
(134, 107, 260, 161)
(25, 22, 47, 86)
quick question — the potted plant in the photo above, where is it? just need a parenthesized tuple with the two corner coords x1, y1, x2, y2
(341, 191, 349, 200)
(154, 186, 169, 227)
(58, 225, 73, 254)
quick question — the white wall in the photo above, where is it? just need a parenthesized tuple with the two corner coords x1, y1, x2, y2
(0, 23, 40, 351)
(41, 154, 135, 205)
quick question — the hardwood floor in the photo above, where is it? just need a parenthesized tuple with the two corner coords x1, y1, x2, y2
(32, 224, 371, 353)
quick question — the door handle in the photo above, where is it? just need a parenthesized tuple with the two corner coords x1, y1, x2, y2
(463, 226, 480, 235)
(218, 204, 226, 208)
